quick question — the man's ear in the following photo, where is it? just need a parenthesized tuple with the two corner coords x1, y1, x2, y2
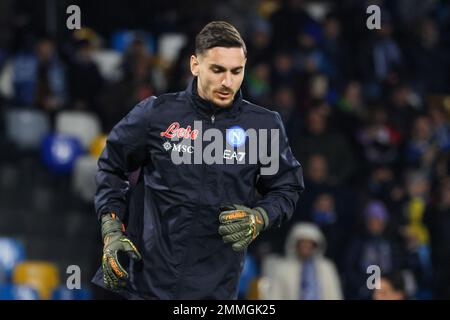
(190, 55, 199, 76)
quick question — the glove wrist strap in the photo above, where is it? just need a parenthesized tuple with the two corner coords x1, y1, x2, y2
(254, 207, 269, 230)
(101, 213, 125, 241)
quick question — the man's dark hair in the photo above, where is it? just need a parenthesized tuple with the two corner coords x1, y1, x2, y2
(195, 21, 247, 57)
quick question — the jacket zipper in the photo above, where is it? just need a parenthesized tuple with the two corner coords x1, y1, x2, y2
(210, 100, 217, 124)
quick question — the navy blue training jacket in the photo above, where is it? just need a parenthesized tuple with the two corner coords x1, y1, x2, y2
(92, 78, 304, 299)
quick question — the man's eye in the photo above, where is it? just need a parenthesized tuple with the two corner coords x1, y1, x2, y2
(212, 68, 222, 73)
(232, 70, 241, 75)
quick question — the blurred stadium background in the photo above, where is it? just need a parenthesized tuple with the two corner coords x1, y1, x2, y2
(0, 0, 450, 300)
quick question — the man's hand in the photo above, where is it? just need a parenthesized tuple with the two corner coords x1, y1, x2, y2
(101, 213, 142, 291)
(218, 204, 269, 252)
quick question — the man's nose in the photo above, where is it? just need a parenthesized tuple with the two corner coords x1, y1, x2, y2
(221, 72, 232, 88)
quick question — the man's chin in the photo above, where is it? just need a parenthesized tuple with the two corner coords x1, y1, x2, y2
(212, 97, 234, 108)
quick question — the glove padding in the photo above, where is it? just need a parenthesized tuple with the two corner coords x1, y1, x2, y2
(101, 213, 142, 291)
(218, 204, 269, 252)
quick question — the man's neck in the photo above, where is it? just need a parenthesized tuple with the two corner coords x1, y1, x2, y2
(196, 82, 207, 101)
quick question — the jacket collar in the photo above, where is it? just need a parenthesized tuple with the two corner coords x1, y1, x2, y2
(185, 77, 242, 118)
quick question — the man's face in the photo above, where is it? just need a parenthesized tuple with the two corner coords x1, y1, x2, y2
(307, 154, 328, 183)
(36, 40, 54, 62)
(307, 110, 326, 135)
(190, 47, 246, 108)
(296, 239, 316, 259)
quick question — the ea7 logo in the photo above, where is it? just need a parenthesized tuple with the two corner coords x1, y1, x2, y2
(223, 150, 245, 162)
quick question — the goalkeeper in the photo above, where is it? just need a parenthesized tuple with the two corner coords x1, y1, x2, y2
(92, 21, 304, 299)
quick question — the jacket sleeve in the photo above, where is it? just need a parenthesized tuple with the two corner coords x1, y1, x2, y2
(254, 112, 305, 229)
(94, 96, 155, 221)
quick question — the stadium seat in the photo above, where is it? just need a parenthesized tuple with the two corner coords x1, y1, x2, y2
(0, 284, 40, 300)
(40, 133, 84, 174)
(12, 261, 60, 300)
(157, 33, 187, 64)
(92, 49, 123, 82)
(260, 254, 283, 280)
(89, 133, 107, 159)
(246, 277, 264, 300)
(72, 154, 98, 202)
(111, 30, 155, 54)
(0, 238, 26, 283)
(248, 276, 275, 300)
(4, 108, 50, 151)
(51, 285, 92, 300)
(55, 110, 101, 150)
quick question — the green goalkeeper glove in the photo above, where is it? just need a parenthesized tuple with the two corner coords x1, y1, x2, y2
(101, 213, 142, 291)
(218, 204, 269, 252)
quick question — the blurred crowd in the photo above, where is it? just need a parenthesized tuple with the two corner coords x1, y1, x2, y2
(1, 0, 450, 299)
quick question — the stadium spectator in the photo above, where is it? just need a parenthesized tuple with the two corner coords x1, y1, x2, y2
(426, 178, 450, 299)
(67, 38, 104, 113)
(263, 222, 343, 300)
(343, 200, 405, 299)
(294, 105, 357, 185)
(0, 36, 66, 110)
(372, 272, 408, 300)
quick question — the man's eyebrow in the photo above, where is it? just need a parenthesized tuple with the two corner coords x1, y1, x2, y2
(210, 64, 244, 71)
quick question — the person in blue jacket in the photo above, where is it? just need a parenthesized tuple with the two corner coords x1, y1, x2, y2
(92, 21, 304, 299)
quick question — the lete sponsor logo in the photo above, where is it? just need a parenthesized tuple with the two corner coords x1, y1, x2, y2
(161, 122, 200, 140)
